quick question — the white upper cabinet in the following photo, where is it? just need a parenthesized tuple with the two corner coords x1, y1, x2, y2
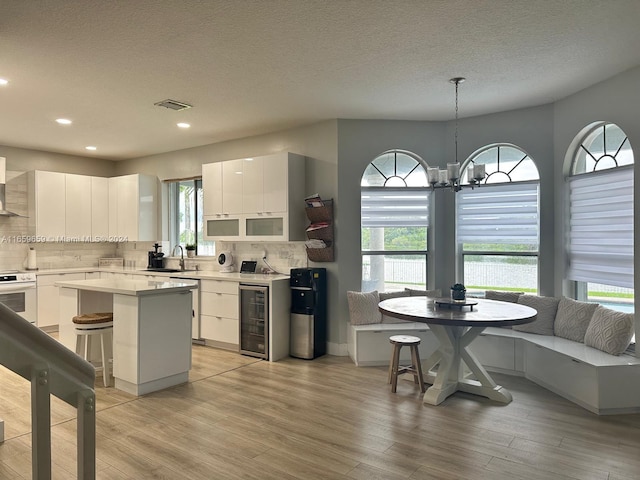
(202, 162, 223, 215)
(109, 174, 158, 241)
(202, 152, 306, 241)
(242, 157, 263, 214)
(91, 176, 110, 240)
(262, 153, 288, 213)
(65, 173, 92, 239)
(28, 171, 67, 239)
(222, 159, 244, 214)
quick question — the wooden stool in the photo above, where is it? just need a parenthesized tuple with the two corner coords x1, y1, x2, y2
(73, 312, 114, 387)
(388, 335, 426, 393)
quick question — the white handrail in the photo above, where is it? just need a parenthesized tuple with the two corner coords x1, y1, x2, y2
(0, 302, 96, 479)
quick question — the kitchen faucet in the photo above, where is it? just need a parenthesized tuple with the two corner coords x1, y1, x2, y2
(173, 245, 185, 271)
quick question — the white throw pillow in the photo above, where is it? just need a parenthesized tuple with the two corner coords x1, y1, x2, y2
(513, 295, 560, 335)
(554, 296, 598, 343)
(584, 305, 634, 355)
(347, 290, 381, 325)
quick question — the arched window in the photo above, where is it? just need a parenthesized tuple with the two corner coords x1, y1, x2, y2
(456, 144, 540, 295)
(567, 123, 634, 314)
(361, 150, 430, 292)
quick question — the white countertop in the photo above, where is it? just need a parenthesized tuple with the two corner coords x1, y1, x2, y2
(55, 277, 198, 296)
(36, 267, 290, 284)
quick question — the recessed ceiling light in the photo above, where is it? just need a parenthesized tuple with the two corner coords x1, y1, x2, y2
(0, 79, 8, 86)
(56, 118, 72, 125)
(177, 122, 190, 129)
(85, 146, 97, 151)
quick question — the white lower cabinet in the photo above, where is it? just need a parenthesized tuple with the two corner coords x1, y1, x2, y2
(468, 334, 516, 372)
(37, 272, 86, 328)
(524, 342, 598, 409)
(200, 279, 239, 348)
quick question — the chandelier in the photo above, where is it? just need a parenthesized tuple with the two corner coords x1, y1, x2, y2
(427, 77, 485, 191)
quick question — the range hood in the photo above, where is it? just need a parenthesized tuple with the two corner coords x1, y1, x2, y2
(0, 157, 21, 217)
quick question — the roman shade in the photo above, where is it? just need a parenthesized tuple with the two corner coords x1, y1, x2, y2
(567, 166, 634, 288)
(456, 182, 539, 246)
(361, 187, 431, 227)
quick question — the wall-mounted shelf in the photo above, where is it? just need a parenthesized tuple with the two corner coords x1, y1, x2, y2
(305, 198, 334, 262)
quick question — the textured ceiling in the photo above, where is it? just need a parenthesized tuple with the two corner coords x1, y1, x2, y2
(2, 0, 640, 160)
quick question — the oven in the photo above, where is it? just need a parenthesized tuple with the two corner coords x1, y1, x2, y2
(0, 271, 37, 323)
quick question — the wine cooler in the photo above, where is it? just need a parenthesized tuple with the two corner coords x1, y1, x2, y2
(239, 284, 269, 359)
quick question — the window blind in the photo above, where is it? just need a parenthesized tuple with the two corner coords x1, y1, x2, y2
(456, 182, 539, 246)
(361, 187, 430, 227)
(567, 167, 634, 288)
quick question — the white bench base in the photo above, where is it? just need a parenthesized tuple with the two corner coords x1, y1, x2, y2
(348, 323, 640, 415)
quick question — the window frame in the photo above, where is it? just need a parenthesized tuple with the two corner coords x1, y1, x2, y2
(566, 122, 634, 314)
(457, 144, 540, 295)
(360, 150, 432, 292)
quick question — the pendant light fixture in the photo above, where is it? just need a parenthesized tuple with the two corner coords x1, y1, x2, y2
(427, 77, 484, 191)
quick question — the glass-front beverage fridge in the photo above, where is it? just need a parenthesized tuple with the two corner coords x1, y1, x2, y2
(239, 284, 269, 359)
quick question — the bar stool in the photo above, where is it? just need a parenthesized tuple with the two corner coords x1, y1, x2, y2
(73, 312, 114, 387)
(388, 335, 426, 394)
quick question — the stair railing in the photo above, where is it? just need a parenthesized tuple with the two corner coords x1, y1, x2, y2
(0, 302, 96, 480)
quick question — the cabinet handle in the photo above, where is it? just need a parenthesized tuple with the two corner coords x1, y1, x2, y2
(571, 358, 581, 364)
(373, 330, 382, 333)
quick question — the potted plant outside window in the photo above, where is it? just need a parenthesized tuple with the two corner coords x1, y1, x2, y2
(185, 244, 196, 258)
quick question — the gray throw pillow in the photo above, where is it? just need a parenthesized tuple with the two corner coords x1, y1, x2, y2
(554, 296, 598, 343)
(405, 288, 442, 297)
(485, 290, 524, 303)
(584, 305, 634, 355)
(513, 295, 560, 335)
(347, 290, 381, 325)
(379, 290, 410, 302)
(379, 290, 413, 323)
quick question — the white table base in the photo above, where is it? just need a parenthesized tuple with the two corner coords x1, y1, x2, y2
(422, 324, 513, 405)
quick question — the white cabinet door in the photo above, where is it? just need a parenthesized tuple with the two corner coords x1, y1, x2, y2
(91, 177, 110, 241)
(37, 272, 86, 328)
(242, 157, 264, 213)
(108, 174, 157, 241)
(65, 173, 92, 239)
(202, 162, 223, 215)
(222, 159, 243, 214)
(117, 174, 138, 241)
(201, 315, 239, 344)
(262, 153, 288, 213)
(29, 171, 66, 239)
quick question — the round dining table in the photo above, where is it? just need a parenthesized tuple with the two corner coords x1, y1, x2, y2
(379, 296, 537, 406)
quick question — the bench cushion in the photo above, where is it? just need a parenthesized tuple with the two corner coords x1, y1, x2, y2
(554, 296, 598, 343)
(584, 305, 635, 355)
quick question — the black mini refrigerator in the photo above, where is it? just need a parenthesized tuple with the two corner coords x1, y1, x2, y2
(290, 268, 327, 359)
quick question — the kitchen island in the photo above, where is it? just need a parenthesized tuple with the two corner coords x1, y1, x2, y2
(56, 277, 197, 396)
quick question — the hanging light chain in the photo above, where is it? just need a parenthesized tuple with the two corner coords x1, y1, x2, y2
(450, 77, 465, 165)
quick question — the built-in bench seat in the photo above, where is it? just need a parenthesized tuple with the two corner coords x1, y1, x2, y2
(348, 322, 640, 415)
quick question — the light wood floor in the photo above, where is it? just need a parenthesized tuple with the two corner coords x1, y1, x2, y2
(1, 344, 640, 480)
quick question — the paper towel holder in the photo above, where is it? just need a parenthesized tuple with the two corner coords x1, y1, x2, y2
(25, 246, 38, 271)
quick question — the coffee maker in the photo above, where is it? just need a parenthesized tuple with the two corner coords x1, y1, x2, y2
(147, 243, 165, 269)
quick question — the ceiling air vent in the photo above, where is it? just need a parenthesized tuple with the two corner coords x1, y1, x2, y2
(154, 99, 193, 111)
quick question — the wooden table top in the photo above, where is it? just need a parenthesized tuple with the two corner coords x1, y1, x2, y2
(379, 296, 537, 327)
